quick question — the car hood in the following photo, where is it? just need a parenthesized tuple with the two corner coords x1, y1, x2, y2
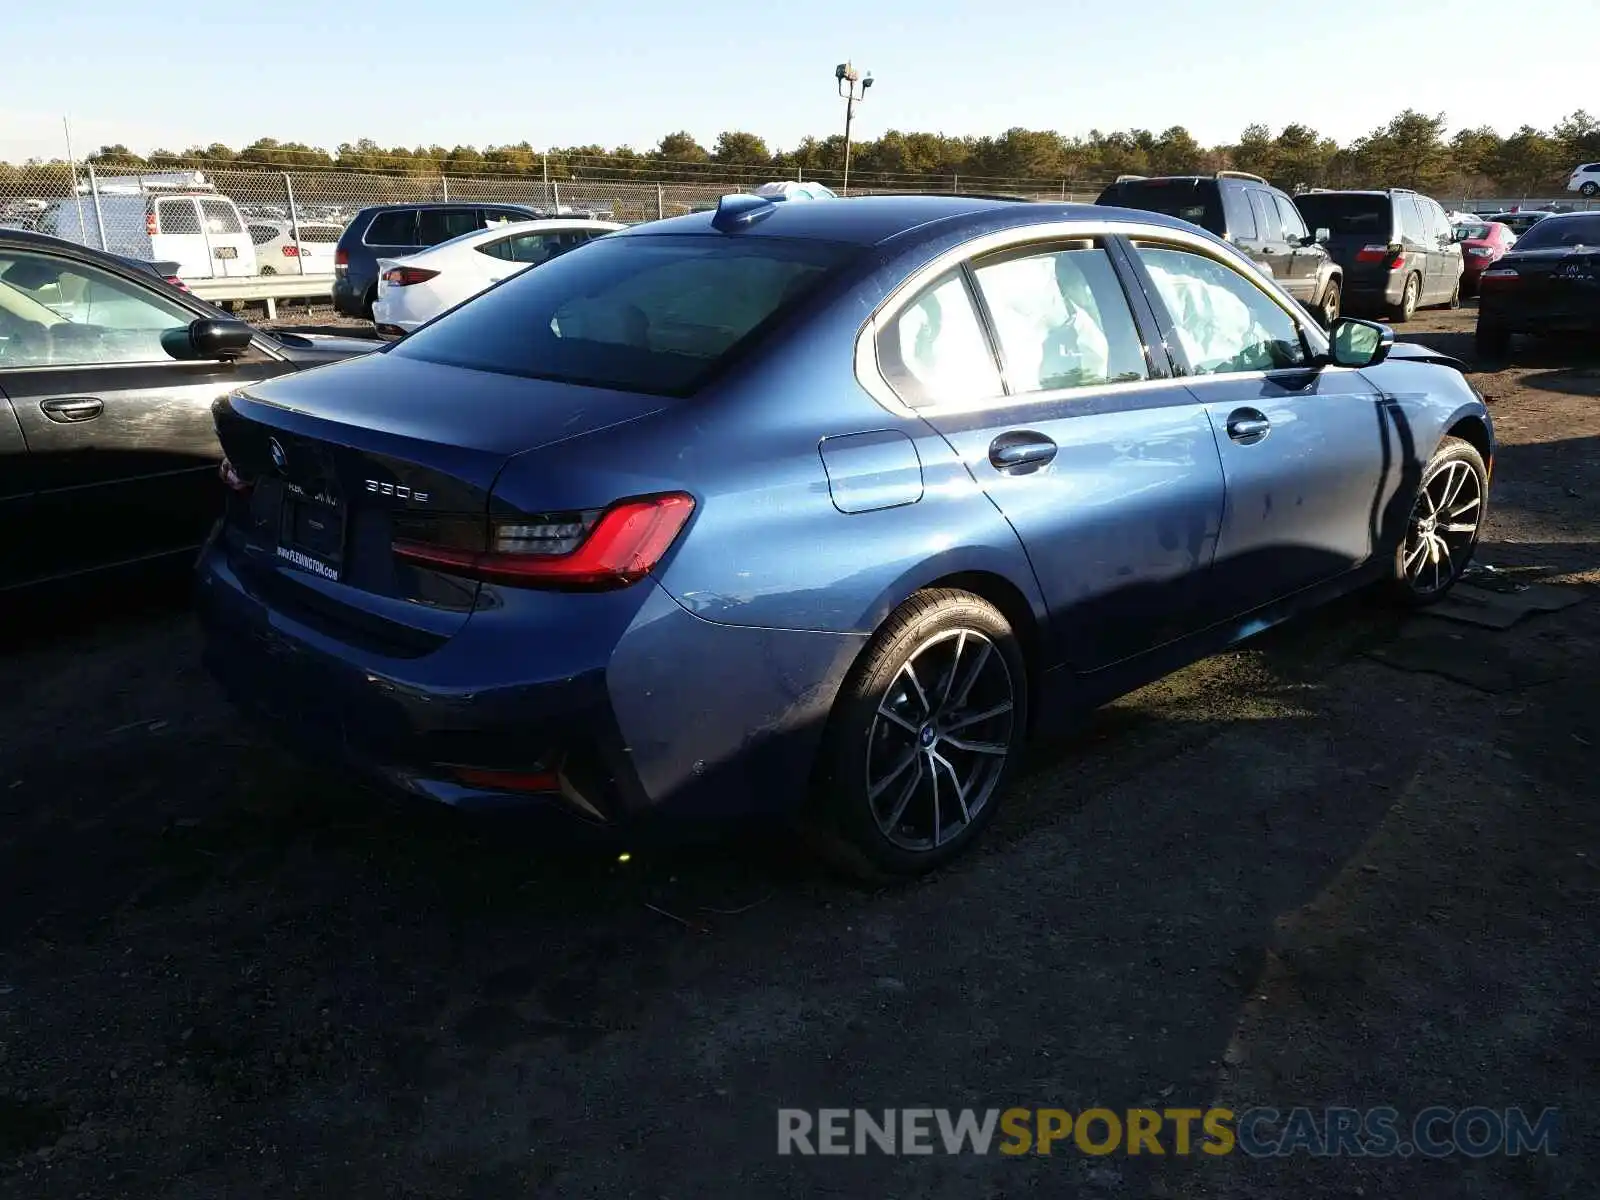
(1385, 341, 1466, 372)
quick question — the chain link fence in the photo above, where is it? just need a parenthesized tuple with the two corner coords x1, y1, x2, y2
(0, 159, 1110, 278)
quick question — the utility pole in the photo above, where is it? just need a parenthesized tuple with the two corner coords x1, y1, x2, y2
(834, 61, 873, 196)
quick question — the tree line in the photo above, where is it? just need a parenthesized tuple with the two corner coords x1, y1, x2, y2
(5, 109, 1598, 197)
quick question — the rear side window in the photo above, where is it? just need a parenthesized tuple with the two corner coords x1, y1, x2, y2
(1397, 197, 1426, 243)
(1222, 187, 1257, 241)
(248, 224, 279, 245)
(395, 233, 855, 398)
(1248, 191, 1283, 242)
(970, 245, 1148, 392)
(157, 200, 200, 236)
(1098, 181, 1225, 236)
(880, 271, 1002, 407)
(477, 230, 592, 264)
(416, 208, 481, 245)
(296, 225, 343, 243)
(364, 210, 416, 244)
(200, 199, 243, 235)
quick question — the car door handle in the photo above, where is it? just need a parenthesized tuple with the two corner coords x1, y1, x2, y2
(989, 431, 1057, 473)
(40, 397, 103, 423)
(1225, 409, 1270, 445)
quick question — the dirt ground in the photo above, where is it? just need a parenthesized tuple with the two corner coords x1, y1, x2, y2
(2, 304, 1597, 1199)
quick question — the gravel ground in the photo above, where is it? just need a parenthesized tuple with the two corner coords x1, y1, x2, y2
(1, 304, 1597, 1199)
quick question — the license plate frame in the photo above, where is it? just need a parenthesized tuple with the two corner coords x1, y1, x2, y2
(214, 245, 239, 260)
(276, 489, 347, 581)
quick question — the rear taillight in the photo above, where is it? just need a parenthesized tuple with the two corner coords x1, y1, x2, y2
(383, 266, 439, 287)
(1356, 242, 1404, 265)
(392, 492, 695, 590)
(334, 247, 349, 273)
(146, 212, 158, 236)
(165, 275, 189, 292)
(1479, 267, 1520, 288)
(282, 245, 300, 257)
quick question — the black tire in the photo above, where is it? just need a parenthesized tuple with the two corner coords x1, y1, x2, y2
(1386, 435, 1488, 607)
(1475, 321, 1511, 359)
(806, 589, 1028, 880)
(259, 265, 277, 276)
(1392, 273, 1420, 323)
(1317, 278, 1341, 328)
(1582, 181, 1599, 197)
(363, 287, 377, 319)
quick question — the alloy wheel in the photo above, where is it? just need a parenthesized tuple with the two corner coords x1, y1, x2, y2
(1322, 286, 1340, 327)
(865, 628, 1016, 853)
(1401, 459, 1483, 596)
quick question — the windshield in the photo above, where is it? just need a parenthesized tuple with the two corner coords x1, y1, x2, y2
(1511, 214, 1600, 250)
(1096, 181, 1224, 235)
(393, 233, 856, 397)
(1454, 223, 1491, 241)
(1292, 194, 1391, 237)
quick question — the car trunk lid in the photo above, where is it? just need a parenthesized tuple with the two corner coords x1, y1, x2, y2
(213, 352, 667, 651)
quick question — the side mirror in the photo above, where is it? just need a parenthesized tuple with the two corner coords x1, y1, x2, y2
(1327, 317, 1393, 368)
(162, 317, 254, 362)
(1314, 227, 1331, 245)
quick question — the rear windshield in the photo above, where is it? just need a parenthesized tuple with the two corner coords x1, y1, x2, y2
(1454, 223, 1491, 240)
(1511, 215, 1600, 250)
(1097, 180, 1224, 235)
(200, 199, 243, 234)
(1292, 194, 1391, 237)
(393, 233, 854, 397)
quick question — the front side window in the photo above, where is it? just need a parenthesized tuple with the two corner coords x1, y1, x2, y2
(970, 246, 1147, 393)
(1134, 244, 1308, 375)
(1275, 195, 1309, 242)
(397, 233, 852, 398)
(0, 250, 194, 368)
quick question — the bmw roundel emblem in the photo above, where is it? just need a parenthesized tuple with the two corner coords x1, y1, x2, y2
(269, 437, 287, 472)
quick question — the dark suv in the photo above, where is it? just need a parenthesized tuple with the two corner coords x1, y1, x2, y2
(1096, 171, 1343, 326)
(332, 203, 543, 317)
(1292, 190, 1464, 322)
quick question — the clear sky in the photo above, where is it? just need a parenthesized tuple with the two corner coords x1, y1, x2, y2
(3, 0, 1595, 163)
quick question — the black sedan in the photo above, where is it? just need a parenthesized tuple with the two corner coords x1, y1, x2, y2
(1476, 213, 1600, 357)
(0, 230, 376, 593)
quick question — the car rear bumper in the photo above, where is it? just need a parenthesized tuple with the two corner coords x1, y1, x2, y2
(1476, 299, 1600, 334)
(195, 539, 860, 827)
(330, 274, 368, 317)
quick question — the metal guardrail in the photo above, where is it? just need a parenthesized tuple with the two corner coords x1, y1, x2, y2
(185, 272, 334, 319)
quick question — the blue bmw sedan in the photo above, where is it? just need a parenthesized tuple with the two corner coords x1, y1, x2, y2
(196, 193, 1493, 876)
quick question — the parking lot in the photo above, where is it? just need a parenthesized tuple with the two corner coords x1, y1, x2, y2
(1, 301, 1596, 1198)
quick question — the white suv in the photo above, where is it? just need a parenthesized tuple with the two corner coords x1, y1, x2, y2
(1567, 163, 1600, 197)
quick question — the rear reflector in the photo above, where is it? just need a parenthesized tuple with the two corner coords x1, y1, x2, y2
(393, 492, 695, 590)
(452, 767, 561, 793)
(383, 266, 439, 287)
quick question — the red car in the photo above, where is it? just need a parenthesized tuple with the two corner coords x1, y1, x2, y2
(1454, 220, 1517, 295)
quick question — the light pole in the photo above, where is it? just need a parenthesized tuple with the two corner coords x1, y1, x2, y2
(835, 61, 873, 196)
